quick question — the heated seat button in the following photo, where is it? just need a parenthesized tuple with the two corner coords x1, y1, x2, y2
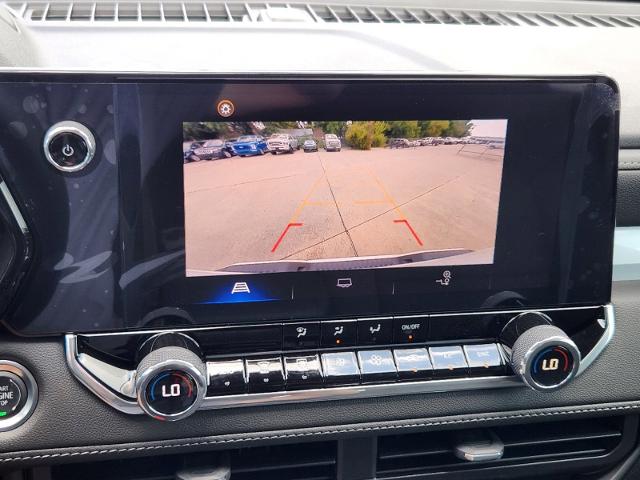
(0, 372, 26, 419)
(357, 350, 397, 383)
(430, 346, 468, 377)
(321, 352, 360, 386)
(463, 344, 504, 376)
(284, 355, 323, 389)
(207, 359, 246, 396)
(246, 357, 285, 393)
(393, 348, 433, 380)
(358, 317, 393, 345)
(394, 316, 429, 343)
(145, 370, 199, 416)
(321, 320, 357, 348)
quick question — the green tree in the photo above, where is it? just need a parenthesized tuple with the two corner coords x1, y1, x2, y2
(345, 121, 388, 150)
(444, 120, 472, 138)
(418, 120, 432, 137)
(386, 121, 420, 139)
(424, 120, 450, 138)
(315, 121, 348, 136)
(183, 122, 227, 140)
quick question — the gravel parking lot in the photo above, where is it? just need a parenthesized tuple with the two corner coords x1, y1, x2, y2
(184, 145, 503, 275)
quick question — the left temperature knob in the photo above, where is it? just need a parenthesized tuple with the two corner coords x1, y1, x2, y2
(135, 334, 207, 421)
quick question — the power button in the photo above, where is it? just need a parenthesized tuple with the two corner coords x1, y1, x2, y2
(43, 121, 96, 172)
(0, 361, 38, 432)
(0, 372, 26, 419)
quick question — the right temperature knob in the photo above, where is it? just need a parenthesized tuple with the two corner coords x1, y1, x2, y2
(501, 312, 581, 391)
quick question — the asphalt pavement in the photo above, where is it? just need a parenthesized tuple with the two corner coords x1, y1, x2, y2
(183, 145, 503, 276)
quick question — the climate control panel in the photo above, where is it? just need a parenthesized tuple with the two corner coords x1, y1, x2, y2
(66, 305, 613, 421)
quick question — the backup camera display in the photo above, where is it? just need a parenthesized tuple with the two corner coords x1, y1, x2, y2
(183, 119, 507, 277)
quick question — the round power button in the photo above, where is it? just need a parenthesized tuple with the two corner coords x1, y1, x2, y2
(0, 372, 26, 419)
(43, 121, 96, 172)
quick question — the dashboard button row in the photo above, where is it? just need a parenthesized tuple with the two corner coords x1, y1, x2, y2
(206, 344, 504, 396)
(283, 316, 429, 350)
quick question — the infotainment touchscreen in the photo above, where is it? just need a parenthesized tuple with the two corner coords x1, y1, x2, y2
(183, 119, 507, 277)
(0, 77, 619, 334)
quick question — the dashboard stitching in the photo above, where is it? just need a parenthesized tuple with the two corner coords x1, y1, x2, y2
(1, 402, 639, 463)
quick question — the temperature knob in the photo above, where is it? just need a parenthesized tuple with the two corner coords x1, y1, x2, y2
(501, 312, 581, 391)
(135, 334, 207, 421)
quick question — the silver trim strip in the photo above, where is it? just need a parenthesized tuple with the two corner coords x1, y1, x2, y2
(65, 336, 141, 414)
(577, 303, 615, 376)
(64, 304, 615, 415)
(77, 353, 136, 398)
(0, 181, 28, 233)
(0, 361, 38, 432)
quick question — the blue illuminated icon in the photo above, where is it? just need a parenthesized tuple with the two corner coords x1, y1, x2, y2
(198, 280, 279, 305)
(231, 282, 251, 294)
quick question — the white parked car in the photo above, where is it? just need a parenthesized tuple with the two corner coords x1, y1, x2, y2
(267, 134, 299, 154)
(324, 134, 342, 152)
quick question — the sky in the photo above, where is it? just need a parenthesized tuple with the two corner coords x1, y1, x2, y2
(469, 119, 508, 138)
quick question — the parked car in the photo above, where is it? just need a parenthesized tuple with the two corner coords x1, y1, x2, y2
(186, 139, 231, 162)
(389, 138, 411, 148)
(224, 138, 238, 156)
(324, 134, 342, 152)
(267, 134, 299, 154)
(303, 139, 318, 152)
(232, 135, 269, 156)
(183, 141, 204, 163)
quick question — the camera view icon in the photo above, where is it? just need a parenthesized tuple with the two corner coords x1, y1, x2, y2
(336, 278, 353, 289)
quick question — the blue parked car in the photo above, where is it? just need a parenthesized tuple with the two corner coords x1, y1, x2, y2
(232, 135, 268, 156)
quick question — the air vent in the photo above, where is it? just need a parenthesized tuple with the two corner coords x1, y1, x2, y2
(50, 441, 337, 480)
(229, 442, 337, 480)
(377, 415, 638, 478)
(5, 2, 640, 27)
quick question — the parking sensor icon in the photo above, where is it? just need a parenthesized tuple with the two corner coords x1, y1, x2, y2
(217, 99, 235, 118)
(336, 278, 353, 289)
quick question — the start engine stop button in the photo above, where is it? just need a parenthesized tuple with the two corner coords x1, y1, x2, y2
(0, 372, 26, 419)
(43, 121, 96, 172)
(145, 370, 199, 417)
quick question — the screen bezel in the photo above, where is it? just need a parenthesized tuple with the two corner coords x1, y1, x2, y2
(0, 75, 619, 335)
(119, 76, 618, 330)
